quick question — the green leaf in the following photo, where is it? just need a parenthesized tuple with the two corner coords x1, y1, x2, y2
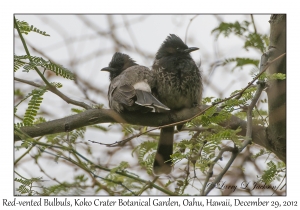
(33, 117, 46, 124)
(23, 88, 47, 126)
(134, 141, 157, 174)
(212, 20, 250, 38)
(14, 55, 74, 80)
(44, 61, 74, 80)
(51, 82, 63, 88)
(15, 19, 50, 36)
(89, 125, 108, 132)
(267, 73, 286, 81)
(69, 127, 86, 143)
(122, 124, 135, 136)
(261, 161, 277, 184)
(112, 161, 129, 172)
(223, 57, 260, 71)
(244, 33, 269, 53)
(71, 108, 85, 114)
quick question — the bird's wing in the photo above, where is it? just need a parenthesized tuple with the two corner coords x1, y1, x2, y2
(135, 90, 169, 110)
(111, 84, 136, 106)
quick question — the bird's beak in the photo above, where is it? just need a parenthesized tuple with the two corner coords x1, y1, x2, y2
(184, 47, 199, 53)
(101, 67, 115, 72)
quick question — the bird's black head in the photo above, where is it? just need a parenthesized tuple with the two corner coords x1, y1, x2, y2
(155, 34, 199, 59)
(101, 52, 137, 81)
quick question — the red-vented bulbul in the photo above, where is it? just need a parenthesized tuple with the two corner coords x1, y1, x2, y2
(152, 34, 202, 175)
(101, 52, 169, 113)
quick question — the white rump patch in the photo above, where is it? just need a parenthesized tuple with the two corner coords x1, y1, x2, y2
(133, 81, 151, 92)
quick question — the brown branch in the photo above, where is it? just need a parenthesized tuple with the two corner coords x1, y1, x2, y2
(14, 106, 266, 148)
(14, 77, 43, 88)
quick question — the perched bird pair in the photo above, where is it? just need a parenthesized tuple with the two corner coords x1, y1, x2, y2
(101, 34, 202, 175)
(101, 52, 169, 113)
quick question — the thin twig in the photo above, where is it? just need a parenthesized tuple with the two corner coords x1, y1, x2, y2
(185, 15, 199, 43)
(250, 14, 257, 34)
(15, 127, 176, 195)
(201, 146, 236, 195)
(14, 77, 43, 88)
(77, 15, 153, 60)
(14, 77, 92, 110)
(14, 136, 43, 165)
(272, 174, 286, 196)
(136, 177, 159, 195)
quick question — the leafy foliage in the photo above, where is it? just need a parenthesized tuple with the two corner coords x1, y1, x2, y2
(260, 161, 285, 185)
(212, 20, 269, 53)
(104, 162, 143, 195)
(89, 124, 108, 132)
(14, 19, 50, 36)
(41, 175, 89, 195)
(122, 124, 135, 136)
(14, 56, 27, 72)
(23, 88, 47, 126)
(14, 82, 62, 128)
(212, 21, 250, 38)
(259, 72, 286, 81)
(15, 175, 43, 195)
(251, 148, 271, 159)
(45, 126, 87, 146)
(14, 55, 74, 80)
(69, 127, 87, 144)
(244, 33, 269, 53)
(223, 57, 260, 71)
(134, 141, 157, 174)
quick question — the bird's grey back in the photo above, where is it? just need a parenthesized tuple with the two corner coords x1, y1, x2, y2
(108, 65, 156, 111)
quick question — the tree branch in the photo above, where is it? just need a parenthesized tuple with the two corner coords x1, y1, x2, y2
(201, 146, 237, 195)
(14, 77, 92, 110)
(266, 14, 286, 163)
(14, 106, 267, 150)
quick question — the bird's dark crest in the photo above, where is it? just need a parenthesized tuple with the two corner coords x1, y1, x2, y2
(163, 34, 188, 49)
(106, 52, 137, 80)
(155, 34, 189, 59)
(109, 52, 137, 70)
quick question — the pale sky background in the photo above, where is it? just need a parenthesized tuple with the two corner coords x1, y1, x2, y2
(1, 0, 299, 203)
(14, 14, 270, 117)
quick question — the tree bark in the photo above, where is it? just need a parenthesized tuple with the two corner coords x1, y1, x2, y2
(266, 14, 286, 162)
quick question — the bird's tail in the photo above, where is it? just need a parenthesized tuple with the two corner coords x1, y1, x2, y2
(135, 90, 170, 111)
(153, 126, 174, 175)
